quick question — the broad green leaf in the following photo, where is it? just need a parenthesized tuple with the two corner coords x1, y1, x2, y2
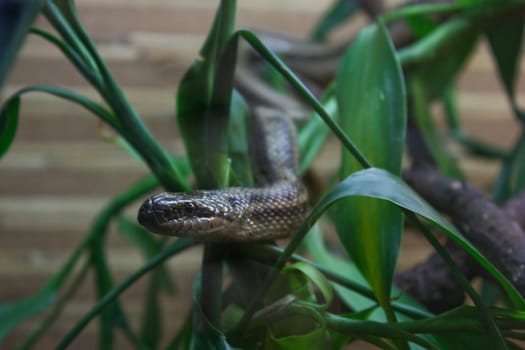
(176, 0, 237, 189)
(310, 0, 361, 42)
(0, 97, 19, 158)
(304, 227, 430, 324)
(308, 167, 525, 309)
(0, 0, 42, 88)
(334, 22, 406, 318)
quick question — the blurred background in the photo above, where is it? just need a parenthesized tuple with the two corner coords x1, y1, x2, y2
(0, 0, 522, 348)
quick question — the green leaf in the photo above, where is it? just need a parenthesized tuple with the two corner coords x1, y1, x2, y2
(0, 0, 42, 88)
(30, 27, 101, 87)
(117, 216, 175, 293)
(303, 227, 377, 312)
(227, 90, 253, 187)
(285, 262, 333, 308)
(268, 316, 336, 350)
(57, 239, 196, 349)
(443, 86, 507, 159)
(325, 313, 438, 349)
(190, 275, 237, 350)
(486, 16, 525, 202)
(0, 97, 19, 158)
(404, 15, 439, 39)
(417, 28, 478, 100)
(237, 29, 371, 169)
(0, 292, 56, 342)
(298, 88, 338, 174)
(90, 236, 118, 350)
(0, 85, 117, 129)
(304, 227, 429, 324)
(486, 16, 524, 99)
(410, 76, 464, 179)
(312, 167, 525, 309)
(141, 272, 163, 349)
(176, 0, 237, 189)
(310, 0, 361, 42)
(493, 131, 525, 203)
(117, 217, 176, 347)
(397, 17, 473, 71)
(334, 22, 406, 319)
(0, 235, 91, 343)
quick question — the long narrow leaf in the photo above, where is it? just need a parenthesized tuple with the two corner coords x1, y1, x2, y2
(118, 216, 174, 293)
(410, 75, 464, 179)
(486, 16, 525, 202)
(237, 29, 371, 170)
(30, 27, 101, 87)
(1, 85, 118, 128)
(310, 0, 361, 42)
(57, 239, 196, 350)
(0, 0, 42, 87)
(0, 97, 19, 158)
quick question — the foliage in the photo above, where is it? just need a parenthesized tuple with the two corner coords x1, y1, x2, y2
(1, 0, 525, 349)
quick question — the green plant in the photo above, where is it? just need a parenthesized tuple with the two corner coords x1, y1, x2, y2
(2, 0, 525, 349)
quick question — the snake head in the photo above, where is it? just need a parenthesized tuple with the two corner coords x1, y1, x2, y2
(137, 191, 237, 239)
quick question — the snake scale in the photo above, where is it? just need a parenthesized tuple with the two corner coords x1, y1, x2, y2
(137, 107, 308, 242)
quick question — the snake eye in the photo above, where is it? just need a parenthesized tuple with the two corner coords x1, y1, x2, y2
(182, 203, 195, 215)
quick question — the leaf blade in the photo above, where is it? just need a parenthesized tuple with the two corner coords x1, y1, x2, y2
(310, 168, 525, 309)
(334, 22, 406, 316)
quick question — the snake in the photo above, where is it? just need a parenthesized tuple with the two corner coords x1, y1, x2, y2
(137, 107, 308, 242)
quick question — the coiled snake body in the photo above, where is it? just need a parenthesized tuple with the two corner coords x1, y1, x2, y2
(137, 108, 308, 242)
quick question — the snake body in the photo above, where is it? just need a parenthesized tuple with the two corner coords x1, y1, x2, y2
(137, 108, 308, 242)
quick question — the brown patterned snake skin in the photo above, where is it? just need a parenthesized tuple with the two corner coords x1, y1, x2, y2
(137, 108, 308, 242)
